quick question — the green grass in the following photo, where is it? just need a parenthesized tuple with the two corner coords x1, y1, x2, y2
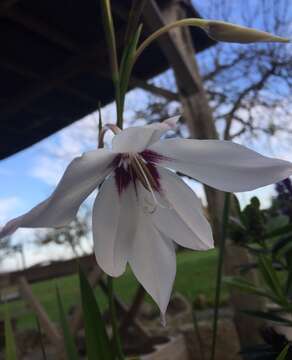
(0, 249, 226, 330)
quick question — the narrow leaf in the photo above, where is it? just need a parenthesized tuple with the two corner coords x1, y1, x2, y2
(272, 236, 292, 256)
(78, 266, 113, 360)
(286, 266, 292, 296)
(5, 308, 17, 360)
(124, 0, 147, 45)
(258, 255, 285, 303)
(120, 24, 143, 102)
(262, 223, 292, 240)
(241, 310, 292, 326)
(276, 343, 290, 360)
(56, 286, 79, 360)
(224, 276, 278, 302)
(100, 0, 119, 81)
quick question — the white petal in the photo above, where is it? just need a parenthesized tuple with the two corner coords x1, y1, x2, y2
(0, 149, 115, 238)
(149, 139, 292, 192)
(152, 168, 214, 250)
(93, 176, 138, 276)
(112, 116, 180, 153)
(129, 205, 176, 314)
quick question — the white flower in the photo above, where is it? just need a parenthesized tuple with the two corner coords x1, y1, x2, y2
(1, 116, 292, 314)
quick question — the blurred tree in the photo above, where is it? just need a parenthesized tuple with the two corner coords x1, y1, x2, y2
(136, 0, 292, 146)
(196, 0, 292, 143)
(35, 209, 91, 258)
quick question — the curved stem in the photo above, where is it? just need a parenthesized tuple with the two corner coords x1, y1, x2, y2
(134, 18, 208, 63)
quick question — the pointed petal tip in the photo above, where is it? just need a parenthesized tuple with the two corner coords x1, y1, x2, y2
(163, 115, 181, 129)
(160, 312, 167, 327)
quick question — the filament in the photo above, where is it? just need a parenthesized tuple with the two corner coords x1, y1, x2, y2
(132, 155, 170, 212)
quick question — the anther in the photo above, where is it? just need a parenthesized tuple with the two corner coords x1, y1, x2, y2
(132, 155, 171, 212)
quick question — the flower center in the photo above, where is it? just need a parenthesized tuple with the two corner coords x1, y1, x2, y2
(113, 150, 162, 195)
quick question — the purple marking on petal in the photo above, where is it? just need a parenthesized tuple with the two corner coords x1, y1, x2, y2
(112, 152, 164, 195)
(140, 149, 170, 164)
(114, 165, 132, 195)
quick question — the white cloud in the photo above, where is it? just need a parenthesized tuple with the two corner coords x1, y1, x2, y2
(31, 155, 67, 187)
(0, 196, 22, 223)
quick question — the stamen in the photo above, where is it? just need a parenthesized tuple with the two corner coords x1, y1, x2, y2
(132, 155, 170, 213)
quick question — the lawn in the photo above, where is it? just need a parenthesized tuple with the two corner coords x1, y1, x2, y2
(1, 249, 227, 330)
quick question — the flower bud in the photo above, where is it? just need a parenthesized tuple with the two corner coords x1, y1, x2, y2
(204, 20, 290, 43)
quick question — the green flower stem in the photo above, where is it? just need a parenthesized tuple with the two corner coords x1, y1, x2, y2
(100, 0, 119, 80)
(134, 18, 288, 65)
(210, 192, 231, 360)
(134, 18, 208, 63)
(108, 276, 125, 360)
(100, 0, 123, 127)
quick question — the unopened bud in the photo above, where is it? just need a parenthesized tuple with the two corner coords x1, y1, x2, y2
(203, 20, 290, 43)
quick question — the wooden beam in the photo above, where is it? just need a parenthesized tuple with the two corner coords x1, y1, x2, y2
(3, 7, 79, 53)
(18, 276, 62, 346)
(0, 0, 186, 119)
(0, 54, 101, 107)
(0, 47, 99, 121)
(0, 57, 39, 80)
(142, 0, 199, 95)
(0, 53, 178, 118)
(0, 0, 19, 9)
(0, 5, 124, 120)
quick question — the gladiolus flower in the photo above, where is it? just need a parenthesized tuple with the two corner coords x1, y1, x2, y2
(1, 117, 292, 314)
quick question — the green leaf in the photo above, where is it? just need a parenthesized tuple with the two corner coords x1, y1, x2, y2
(119, 24, 143, 102)
(258, 255, 286, 303)
(241, 310, 292, 326)
(276, 343, 290, 360)
(272, 236, 292, 256)
(124, 0, 147, 45)
(224, 276, 277, 302)
(5, 308, 17, 360)
(78, 266, 113, 360)
(266, 215, 290, 233)
(56, 286, 79, 360)
(286, 265, 292, 296)
(262, 223, 292, 240)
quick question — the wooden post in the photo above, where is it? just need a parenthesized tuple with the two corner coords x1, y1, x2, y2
(18, 276, 62, 346)
(143, 0, 264, 347)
